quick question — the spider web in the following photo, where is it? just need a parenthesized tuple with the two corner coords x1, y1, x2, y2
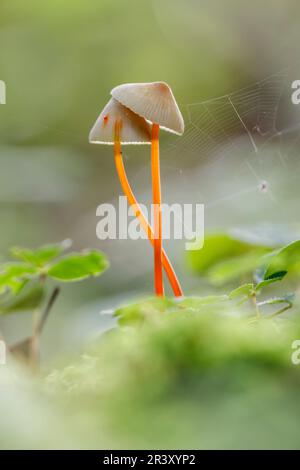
(159, 68, 300, 244)
(166, 70, 288, 165)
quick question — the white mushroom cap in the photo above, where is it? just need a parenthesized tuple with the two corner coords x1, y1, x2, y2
(89, 98, 151, 145)
(111, 82, 184, 135)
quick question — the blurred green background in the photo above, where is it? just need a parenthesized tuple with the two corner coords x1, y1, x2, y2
(1, 0, 300, 361)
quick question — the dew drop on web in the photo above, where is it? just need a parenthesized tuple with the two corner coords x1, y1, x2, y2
(258, 180, 269, 193)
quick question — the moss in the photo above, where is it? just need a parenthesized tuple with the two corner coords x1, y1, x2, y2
(42, 299, 300, 448)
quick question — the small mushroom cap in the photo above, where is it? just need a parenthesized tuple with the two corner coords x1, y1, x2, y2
(111, 82, 184, 135)
(89, 98, 151, 145)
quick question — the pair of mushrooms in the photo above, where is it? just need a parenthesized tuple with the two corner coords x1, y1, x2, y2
(89, 82, 184, 297)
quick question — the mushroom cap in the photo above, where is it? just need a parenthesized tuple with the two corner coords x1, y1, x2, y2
(111, 82, 184, 135)
(89, 98, 151, 145)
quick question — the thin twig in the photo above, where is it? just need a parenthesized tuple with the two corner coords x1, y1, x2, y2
(251, 293, 261, 320)
(27, 286, 60, 370)
(269, 304, 292, 319)
(35, 286, 60, 335)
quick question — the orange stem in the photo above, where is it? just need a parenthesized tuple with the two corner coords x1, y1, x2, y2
(151, 123, 164, 296)
(114, 120, 183, 297)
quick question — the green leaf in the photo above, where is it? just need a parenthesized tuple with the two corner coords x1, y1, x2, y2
(229, 283, 254, 300)
(187, 233, 272, 285)
(47, 250, 109, 282)
(114, 295, 229, 327)
(0, 263, 37, 295)
(255, 271, 287, 292)
(114, 297, 175, 326)
(208, 250, 269, 285)
(178, 295, 228, 309)
(11, 240, 71, 267)
(187, 233, 255, 273)
(263, 240, 300, 279)
(0, 282, 45, 315)
(266, 270, 288, 280)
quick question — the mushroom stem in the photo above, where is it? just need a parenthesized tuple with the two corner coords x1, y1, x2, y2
(114, 121, 183, 297)
(151, 123, 164, 296)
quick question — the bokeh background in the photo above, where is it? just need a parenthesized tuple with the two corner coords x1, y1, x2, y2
(1, 0, 300, 361)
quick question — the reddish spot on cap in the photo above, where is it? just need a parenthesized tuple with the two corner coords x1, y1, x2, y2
(103, 114, 109, 124)
(156, 82, 169, 93)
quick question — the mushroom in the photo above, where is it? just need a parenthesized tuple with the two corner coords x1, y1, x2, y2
(89, 97, 183, 297)
(111, 82, 184, 296)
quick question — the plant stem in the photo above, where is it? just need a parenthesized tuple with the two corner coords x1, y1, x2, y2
(151, 123, 164, 296)
(35, 286, 60, 336)
(251, 293, 261, 320)
(269, 304, 292, 319)
(29, 286, 60, 369)
(114, 121, 182, 297)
